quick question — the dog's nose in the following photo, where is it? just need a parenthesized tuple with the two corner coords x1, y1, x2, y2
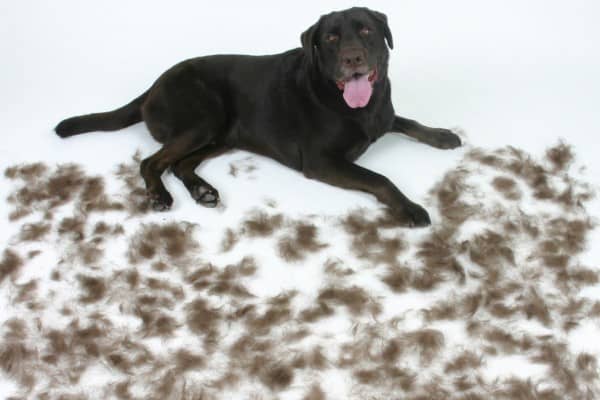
(340, 48, 367, 68)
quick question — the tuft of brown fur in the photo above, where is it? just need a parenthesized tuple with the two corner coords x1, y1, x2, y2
(491, 176, 522, 200)
(0, 340, 35, 387)
(114, 151, 150, 214)
(381, 339, 402, 363)
(77, 275, 107, 303)
(245, 296, 293, 335)
(5, 163, 87, 220)
(259, 362, 294, 390)
(92, 221, 110, 236)
(4, 162, 48, 181)
(562, 267, 600, 288)
(44, 164, 85, 208)
(303, 384, 326, 400)
(411, 267, 446, 291)
(14, 280, 39, 307)
(545, 141, 574, 172)
(300, 301, 335, 322)
(470, 144, 595, 211)
(17, 222, 51, 242)
(228, 157, 257, 178)
(545, 217, 592, 255)
(92, 221, 123, 237)
(277, 222, 327, 262)
(128, 222, 199, 264)
(145, 277, 184, 300)
(382, 265, 412, 293)
(292, 346, 328, 370)
(341, 210, 407, 264)
(76, 240, 105, 265)
(522, 288, 552, 326)
(317, 285, 380, 316)
(353, 368, 383, 384)
(576, 352, 599, 383)
(27, 250, 41, 259)
(495, 377, 563, 400)
(467, 229, 515, 271)
(220, 228, 239, 252)
(417, 228, 466, 284)
(0, 250, 24, 284)
(444, 351, 482, 373)
(405, 329, 445, 364)
(530, 342, 580, 394)
(482, 327, 535, 354)
(173, 349, 205, 372)
(185, 298, 221, 336)
(429, 167, 479, 226)
(137, 310, 179, 338)
(241, 210, 284, 237)
(505, 147, 555, 200)
(79, 176, 124, 213)
(323, 258, 354, 277)
(187, 258, 256, 298)
(58, 216, 86, 241)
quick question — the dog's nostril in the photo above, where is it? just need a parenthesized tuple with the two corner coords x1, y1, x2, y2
(342, 53, 365, 67)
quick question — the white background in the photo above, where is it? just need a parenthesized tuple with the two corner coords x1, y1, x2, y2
(2, 0, 599, 257)
(1, 0, 600, 396)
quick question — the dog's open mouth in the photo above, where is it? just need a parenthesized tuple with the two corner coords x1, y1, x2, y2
(336, 69, 377, 109)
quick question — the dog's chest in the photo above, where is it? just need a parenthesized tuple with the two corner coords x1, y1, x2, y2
(342, 111, 387, 161)
(345, 139, 372, 161)
(340, 118, 383, 161)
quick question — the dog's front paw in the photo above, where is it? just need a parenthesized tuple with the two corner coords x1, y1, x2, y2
(429, 128, 462, 149)
(400, 202, 431, 227)
(148, 190, 173, 212)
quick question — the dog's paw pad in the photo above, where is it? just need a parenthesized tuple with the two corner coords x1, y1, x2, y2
(191, 186, 219, 208)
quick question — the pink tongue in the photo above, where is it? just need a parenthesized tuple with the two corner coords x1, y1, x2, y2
(343, 74, 373, 108)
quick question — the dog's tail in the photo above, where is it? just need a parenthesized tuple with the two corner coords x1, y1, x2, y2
(54, 90, 149, 138)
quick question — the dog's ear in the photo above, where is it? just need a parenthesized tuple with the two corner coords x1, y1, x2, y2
(301, 18, 321, 64)
(370, 10, 394, 49)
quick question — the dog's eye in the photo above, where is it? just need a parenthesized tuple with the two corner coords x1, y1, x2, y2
(324, 34, 339, 43)
(360, 27, 372, 36)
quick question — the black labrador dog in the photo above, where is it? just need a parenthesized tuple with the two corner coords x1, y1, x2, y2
(55, 7, 461, 227)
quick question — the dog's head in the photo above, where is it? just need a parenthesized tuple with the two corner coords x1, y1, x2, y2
(301, 7, 393, 109)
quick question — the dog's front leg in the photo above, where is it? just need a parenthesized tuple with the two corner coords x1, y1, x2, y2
(303, 158, 430, 227)
(392, 116, 461, 149)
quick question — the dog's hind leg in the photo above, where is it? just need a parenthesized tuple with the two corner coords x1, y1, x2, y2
(140, 129, 218, 211)
(171, 143, 232, 208)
